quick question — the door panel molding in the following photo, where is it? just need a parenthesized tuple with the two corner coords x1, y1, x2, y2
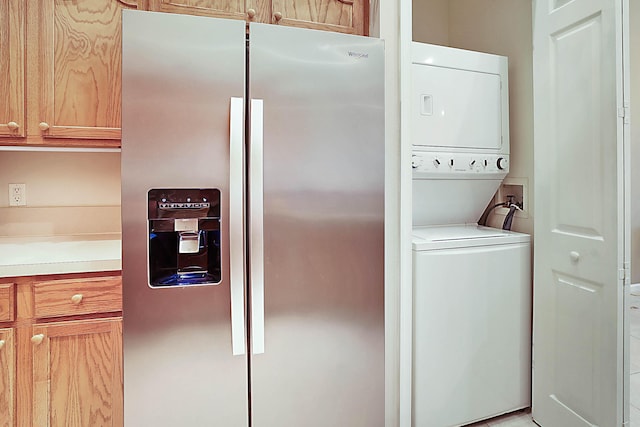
(532, 0, 627, 426)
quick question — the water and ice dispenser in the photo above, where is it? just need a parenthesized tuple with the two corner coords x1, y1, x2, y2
(147, 189, 221, 287)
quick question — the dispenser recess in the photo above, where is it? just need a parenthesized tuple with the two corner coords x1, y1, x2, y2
(147, 188, 221, 287)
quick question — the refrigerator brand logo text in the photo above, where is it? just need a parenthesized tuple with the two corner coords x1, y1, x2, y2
(348, 51, 369, 59)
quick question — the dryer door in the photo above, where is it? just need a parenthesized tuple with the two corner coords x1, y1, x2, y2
(411, 63, 503, 151)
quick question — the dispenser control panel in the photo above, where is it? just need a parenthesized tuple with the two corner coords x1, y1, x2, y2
(147, 188, 221, 287)
(412, 152, 509, 178)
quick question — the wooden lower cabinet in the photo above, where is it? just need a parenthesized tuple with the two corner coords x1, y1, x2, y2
(32, 318, 123, 427)
(0, 272, 122, 426)
(0, 328, 15, 427)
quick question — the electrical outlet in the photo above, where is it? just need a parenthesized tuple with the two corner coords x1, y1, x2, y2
(8, 183, 26, 206)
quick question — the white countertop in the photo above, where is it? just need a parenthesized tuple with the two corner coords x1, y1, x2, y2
(0, 234, 122, 278)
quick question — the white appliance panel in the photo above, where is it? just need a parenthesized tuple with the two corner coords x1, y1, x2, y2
(412, 64, 502, 150)
(412, 224, 530, 250)
(412, 233, 531, 427)
(410, 43, 510, 227)
(412, 178, 502, 226)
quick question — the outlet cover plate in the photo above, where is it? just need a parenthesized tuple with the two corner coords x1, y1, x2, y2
(8, 183, 26, 206)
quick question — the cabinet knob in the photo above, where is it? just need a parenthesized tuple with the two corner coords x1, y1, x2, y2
(247, 8, 256, 18)
(71, 293, 83, 304)
(274, 11, 283, 21)
(570, 251, 580, 262)
(7, 121, 19, 131)
(31, 334, 44, 345)
(39, 122, 50, 131)
(0, 340, 4, 350)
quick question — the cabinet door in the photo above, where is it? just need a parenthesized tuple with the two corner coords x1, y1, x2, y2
(270, 0, 367, 35)
(148, 0, 268, 22)
(0, 328, 15, 427)
(0, 0, 25, 138)
(39, 0, 140, 140)
(32, 318, 122, 427)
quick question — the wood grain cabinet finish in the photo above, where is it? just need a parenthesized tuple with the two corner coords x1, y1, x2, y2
(0, 283, 15, 323)
(32, 318, 123, 427)
(38, 0, 141, 140)
(0, 0, 25, 138)
(148, 0, 270, 22)
(33, 276, 122, 319)
(3, 272, 122, 427)
(0, 328, 15, 427)
(270, 0, 366, 35)
(150, 0, 367, 35)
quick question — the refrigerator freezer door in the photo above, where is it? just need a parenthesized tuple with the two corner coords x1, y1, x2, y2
(121, 11, 248, 426)
(248, 24, 385, 427)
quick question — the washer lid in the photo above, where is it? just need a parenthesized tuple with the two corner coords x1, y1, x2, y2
(412, 224, 530, 250)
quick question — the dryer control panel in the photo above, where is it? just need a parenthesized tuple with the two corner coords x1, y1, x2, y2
(412, 151, 509, 179)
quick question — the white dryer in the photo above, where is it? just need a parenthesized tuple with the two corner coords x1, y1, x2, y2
(409, 42, 532, 427)
(412, 225, 531, 427)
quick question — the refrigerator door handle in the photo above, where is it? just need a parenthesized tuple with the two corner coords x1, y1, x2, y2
(230, 97, 246, 356)
(250, 99, 265, 355)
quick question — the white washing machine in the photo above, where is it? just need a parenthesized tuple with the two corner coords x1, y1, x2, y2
(412, 225, 531, 427)
(410, 42, 532, 426)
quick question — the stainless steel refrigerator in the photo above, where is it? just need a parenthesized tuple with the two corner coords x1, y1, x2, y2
(121, 9, 385, 427)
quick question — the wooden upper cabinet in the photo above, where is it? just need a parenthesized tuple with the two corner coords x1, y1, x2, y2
(32, 318, 123, 427)
(39, 0, 141, 140)
(270, 0, 366, 35)
(149, 0, 367, 35)
(0, 328, 15, 427)
(0, 0, 25, 138)
(148, 0, 267, 21)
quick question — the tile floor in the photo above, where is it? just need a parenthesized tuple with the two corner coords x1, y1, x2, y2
(466, 409, 538, 426)
(629, 289, 640, 426)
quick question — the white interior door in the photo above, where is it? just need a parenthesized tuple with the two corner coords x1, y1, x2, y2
(532, 0, 629, 426)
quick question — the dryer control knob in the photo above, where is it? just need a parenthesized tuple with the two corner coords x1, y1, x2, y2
(433, 158, 441, 167)
(497, 157, 508, 170)
(411, 155, 418, 169)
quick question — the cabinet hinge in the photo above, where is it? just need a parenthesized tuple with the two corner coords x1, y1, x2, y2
(618, 106, 631, 124)
(620, 264, 631, 283)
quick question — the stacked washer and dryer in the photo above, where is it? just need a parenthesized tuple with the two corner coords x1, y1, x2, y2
(410, 42, 532, 426)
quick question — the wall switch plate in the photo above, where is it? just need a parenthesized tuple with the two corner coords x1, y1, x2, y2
(8, 183, 26, 206)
